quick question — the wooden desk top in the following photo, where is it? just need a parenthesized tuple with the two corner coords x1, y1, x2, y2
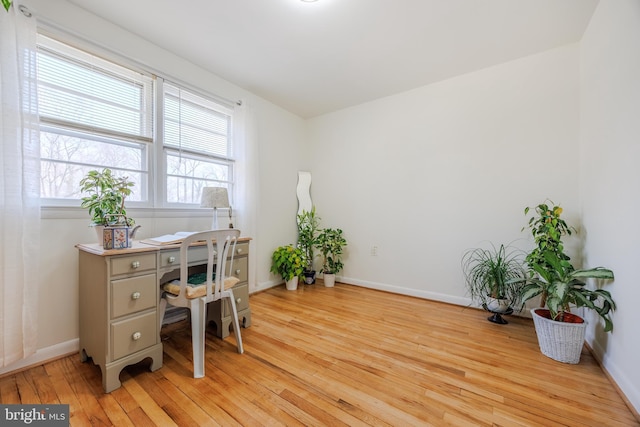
(76, 237, 252, 257)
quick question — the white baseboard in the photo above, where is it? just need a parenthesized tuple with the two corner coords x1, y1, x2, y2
(0, 339, 79, 377)
(338, 275, 472, 307)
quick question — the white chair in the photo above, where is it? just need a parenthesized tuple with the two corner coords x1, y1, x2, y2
(159, 229, 243, 378)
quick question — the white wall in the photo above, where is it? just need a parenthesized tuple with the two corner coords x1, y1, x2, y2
(308, 45, 581, 304)
(0, 0, 307, 374)
(5, 3, 637, 415)
(580, 0, 640, 413)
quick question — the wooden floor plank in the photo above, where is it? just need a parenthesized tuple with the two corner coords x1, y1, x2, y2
(1, 282, 637, 426)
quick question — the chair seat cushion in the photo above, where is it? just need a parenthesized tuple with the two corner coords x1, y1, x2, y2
(163, 273, 240, 299)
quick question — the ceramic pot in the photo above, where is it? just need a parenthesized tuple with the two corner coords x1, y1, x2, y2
(323, 273, 335, 287)
(285, 276, 299, 291)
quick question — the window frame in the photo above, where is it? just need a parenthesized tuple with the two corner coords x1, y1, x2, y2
(36, 33, 237, 211)
(156, 78, 236, 208)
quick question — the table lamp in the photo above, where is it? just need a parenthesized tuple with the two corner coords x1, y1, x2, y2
(200, 187, 230, 229)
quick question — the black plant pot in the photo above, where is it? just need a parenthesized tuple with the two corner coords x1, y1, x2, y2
(303, 270, 316, 285)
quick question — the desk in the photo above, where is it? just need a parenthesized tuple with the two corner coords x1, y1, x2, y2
(76, 237, 252, 393)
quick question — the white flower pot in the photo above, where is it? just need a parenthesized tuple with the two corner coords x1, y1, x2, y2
(323, 273, 335, 287)
(285, 276, 299, 291)
(94, 225, 104, 245)
(531, 308, 586, 364)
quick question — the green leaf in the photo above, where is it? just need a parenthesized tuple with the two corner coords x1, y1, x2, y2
(2, 0, 12, 12)
(570, 268, 614, 280)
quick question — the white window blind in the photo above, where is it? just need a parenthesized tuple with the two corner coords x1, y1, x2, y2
(38, 36, 153, 143)
(163, 82, 234, 204)
(37, 35, 153, 202)
(163, 83, 232, 157)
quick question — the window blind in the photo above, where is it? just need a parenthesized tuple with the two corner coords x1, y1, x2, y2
(37, 36, 153, 144)
(163, 83, 232, 159)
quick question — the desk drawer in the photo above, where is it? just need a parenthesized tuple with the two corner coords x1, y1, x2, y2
(111, 253, 156, 276)
(111, 311, 157, 360)
(228, 256, 248, 283)
(111, 274, 157, 318)
(223, 282, 250, 317)
(160, 242, 247, 269)
(233, 242, 249, 258)
(160, 247, 209, 268)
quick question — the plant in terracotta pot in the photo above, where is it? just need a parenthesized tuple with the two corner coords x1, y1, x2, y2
(271, 245, 306, 290)
(316, 227, 347, 287)
(462, 243, 527, 324)
(297, 207, 320, 284)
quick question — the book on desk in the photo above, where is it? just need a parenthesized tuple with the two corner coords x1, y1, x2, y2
(140, 231, 197, 246)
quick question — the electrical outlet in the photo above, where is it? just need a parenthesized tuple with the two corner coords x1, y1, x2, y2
(371, 245, 378, 256)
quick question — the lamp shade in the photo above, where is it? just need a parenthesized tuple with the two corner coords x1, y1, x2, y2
(200, 187, 230, 209)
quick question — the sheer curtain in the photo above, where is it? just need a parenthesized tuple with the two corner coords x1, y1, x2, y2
(233, 100, 258, 289)
(0, 4, 41, 367)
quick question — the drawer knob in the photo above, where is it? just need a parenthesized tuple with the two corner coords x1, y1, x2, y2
(236, 248, 243, 254)
(131, 261, 140, 269)
(235, 269, 241, 275)
(131, 292, 141, 300)
(132, 332, 142, 341)
(168, 256, 176, 264)
(236, 297, 241, 304)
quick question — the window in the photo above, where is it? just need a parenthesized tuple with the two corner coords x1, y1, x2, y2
(38, 36, 153, 204)
(162, 82, 234, 205)
(36, 35, 235, 207)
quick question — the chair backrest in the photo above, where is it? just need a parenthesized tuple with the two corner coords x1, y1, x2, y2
(177, 229, 241, 302)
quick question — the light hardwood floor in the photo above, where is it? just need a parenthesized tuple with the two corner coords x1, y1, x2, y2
(1, 283, 638, 426)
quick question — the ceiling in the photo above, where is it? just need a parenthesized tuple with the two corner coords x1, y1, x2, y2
(66, 0, 599, 118)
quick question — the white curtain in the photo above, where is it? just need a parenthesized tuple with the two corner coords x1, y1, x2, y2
(233, 100, 259, 289)
(0, 4, 41, 367)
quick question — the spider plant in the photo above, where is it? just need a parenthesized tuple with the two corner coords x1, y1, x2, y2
(462, 243, 527, 311)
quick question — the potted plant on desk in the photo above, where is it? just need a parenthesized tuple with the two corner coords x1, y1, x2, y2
(317, 228, 347, 287)
(80, 168, 139, 245)
(271, 245, 306, 290)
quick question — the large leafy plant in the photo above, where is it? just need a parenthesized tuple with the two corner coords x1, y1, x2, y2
(80, 169, 135, 226)
(523, 200, 574, 272)
(521, 250, 616, 332)
(522, 200, 575, 306)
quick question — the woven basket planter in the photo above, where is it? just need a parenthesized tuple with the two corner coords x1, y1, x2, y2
(530, 308, 586, 364)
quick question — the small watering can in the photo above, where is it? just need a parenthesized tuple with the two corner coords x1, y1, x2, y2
(102, 215, 141, 249)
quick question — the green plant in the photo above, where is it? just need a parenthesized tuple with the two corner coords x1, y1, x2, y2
(462, 243, 527, 311)
(521, 250, 616, 332)
(79, 169, 135, 226)
(270, 245, 306, 282)
(523, 200, 574, 273)
(297, 207, 320, 271)
(2, 0, 12, 12)
(317, 228, 347, 274)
